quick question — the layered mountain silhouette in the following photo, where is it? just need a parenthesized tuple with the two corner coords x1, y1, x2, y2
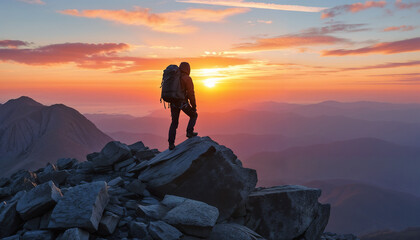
(305, 180, 420, 235)
(244, 138, 420, 196)
(0, 96, 112, 176)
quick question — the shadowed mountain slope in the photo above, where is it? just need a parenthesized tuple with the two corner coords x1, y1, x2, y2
(0, 97, 112, 176)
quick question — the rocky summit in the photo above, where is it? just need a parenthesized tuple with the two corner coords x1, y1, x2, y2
(0, 136, 359, 240)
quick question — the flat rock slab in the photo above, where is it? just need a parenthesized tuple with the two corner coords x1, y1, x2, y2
(98, 211, 120, 236)
(17, 181, 63, 220)
(162, 196, 219, 238)
(48, 181, 109, 232)
(138, 137, 257, 221)
(58, 228, 89, 240)
(245, 185, 329, 240)
(148, 221, 183, 240)
(208, 223, 265, 240)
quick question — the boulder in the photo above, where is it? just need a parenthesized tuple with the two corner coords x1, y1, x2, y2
(129, 221, 149, 238)
(125, 179, 146, 196)
(107, 177, 124, 187)
(0, 201, 21, 238)
(304, 203, 331, 240)
(48, 181, 109, 232)
(136, 204, 168, 220)
(23, 216, 41, 230)
(0, 187, 11, 198)
(16, 181, 63, 220)
(56, 158, 78, 170)
(162, 196, 219, 238)
(91, 141, 132, 172)
(98, 211, 120, 235)
(22, 230, 54, 240)
(148, 220, 183, 240)
(129, 141, 147, 152)
(245, 185, 329, 240)
(138, 137, 257, 220)
(57, 228, 89, 240)
(9, 170, 37, 195)
(208, 223, 265, 240)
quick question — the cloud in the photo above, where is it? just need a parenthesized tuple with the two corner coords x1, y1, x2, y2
(340, 60, 420, 71)
(0, 42, 130, 65)
(18, 0, 45, 5)
(59, 7, 248, 34)
(322, 37, 420, 56)
(383, 25, 415, 31)
(322, 1, 386, 19)
(303, 23, 369, 35)
(233, 35, 348, 52)
(395, 0, 420, 9)
(0, 41, 252, 72)
(176, 0, 327, 12)
(257, 20, 272, 24)
(0, 40, 29, 48)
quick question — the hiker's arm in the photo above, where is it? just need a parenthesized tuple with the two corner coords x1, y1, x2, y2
(185, 76, 196, 110)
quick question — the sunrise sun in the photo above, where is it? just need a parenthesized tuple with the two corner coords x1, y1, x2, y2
(204, 78, 218, 88)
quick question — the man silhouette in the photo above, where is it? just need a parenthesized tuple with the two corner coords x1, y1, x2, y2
(168, 62, 198, 150)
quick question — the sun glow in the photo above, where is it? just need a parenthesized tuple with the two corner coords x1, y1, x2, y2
(204, 78, 218, 88)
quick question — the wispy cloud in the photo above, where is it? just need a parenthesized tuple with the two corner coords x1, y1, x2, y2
(323, 37, 420, 56)
(383, 25, 415, 31)
(18, 0, 45, 5)
(232, 23, 364, 52)
(395, 0, 420, 9)
(340, 60, 420, 71)
(233, 35, 348, 52)
(59, 7, 248, 34)
(176, 0, 327, 13)
(0, 40, 30, 48)
(322, 1, 386, 19)
(0, 40, 252, 72)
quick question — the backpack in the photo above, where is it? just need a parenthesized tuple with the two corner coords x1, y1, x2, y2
(160, 65, 185, 106)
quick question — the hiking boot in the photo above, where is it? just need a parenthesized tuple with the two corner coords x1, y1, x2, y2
(186, 132, 198, 138)
(169, 143, 175, 150)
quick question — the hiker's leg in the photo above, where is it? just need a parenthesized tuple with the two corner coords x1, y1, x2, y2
(168, 106, 181, 144)
(182, 105, 198, 133)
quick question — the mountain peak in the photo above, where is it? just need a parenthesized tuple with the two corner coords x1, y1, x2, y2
(4, 96, 43, 107)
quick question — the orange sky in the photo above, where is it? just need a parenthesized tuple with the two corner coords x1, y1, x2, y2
(1, 0, 420, 115)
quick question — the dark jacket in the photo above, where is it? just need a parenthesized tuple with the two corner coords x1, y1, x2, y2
(179, 62, 196, 110)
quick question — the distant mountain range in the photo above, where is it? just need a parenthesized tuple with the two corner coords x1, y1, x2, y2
(305, 180, 420, 235)
(0, 96, 112, 176)
(360, 227, 420, 240)
(244, 138, 420, 196)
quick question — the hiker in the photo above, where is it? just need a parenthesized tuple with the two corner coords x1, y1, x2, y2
(165, 62, 198, 150)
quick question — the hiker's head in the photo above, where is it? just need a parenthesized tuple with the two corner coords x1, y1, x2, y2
(179, 62, 191, 76)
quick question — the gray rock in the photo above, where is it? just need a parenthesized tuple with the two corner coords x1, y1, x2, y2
(107, 177, 124, 187)
(39, 170, 70, 186)
(9, 170, 37, 195)
(321, 232, 360, 240)
(129, 221, 148, 238)
(114, 158, 136, 172)
(17, 181, 63, 220)
(162, 197, 219, 238)
(39, 210, 52, 229)
(105, 203, 125, 217)
(0, 177, 10, 188)
(92, 141, 132, 172)
(245, 185, 329, 240)
(48, 181, 109, 232)
(148, 221, 183, 240)
(66, 173, 92, 186)
(0, 187, 11, 198)
(86, 152, 100, 161)
(57, 228, 89, 240)
(57, 158, 78, 170)
(138, 137, 257, 221)
(98, 211, 120, 235)
(136, 204, 169, 220)
(23, 217, 41, 230)
(0, 201, 21, 238)
(129, 141, 147, 152)
(160, 195, 187, 209)
(22, 230, 54, 240)
(304, 203, 331, 240)
(74, 161, 94, 174)
(1, 235, 20, 240)
(125, 179, 146, 196)
(134, 150, 156, 161)
(208, 223, 265, 240)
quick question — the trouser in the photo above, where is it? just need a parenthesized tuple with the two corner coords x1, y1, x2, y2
(168, 102, 198, 144)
